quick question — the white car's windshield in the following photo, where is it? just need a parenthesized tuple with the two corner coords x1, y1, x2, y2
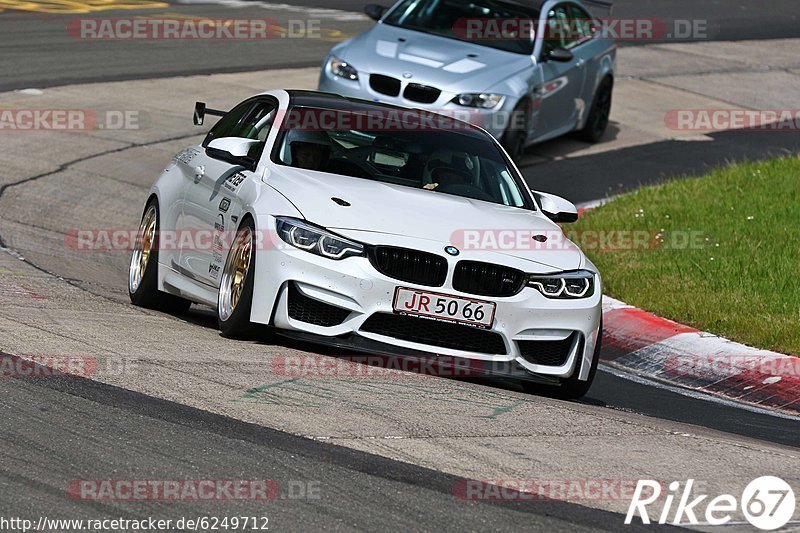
(273, 106, 530, 208)
(383, 0, 540, 55)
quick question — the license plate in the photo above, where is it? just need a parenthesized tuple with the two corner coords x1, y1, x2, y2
(392, 287, 496, 329)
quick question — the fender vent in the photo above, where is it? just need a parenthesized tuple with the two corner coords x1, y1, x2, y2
(517, 333, 577, 366)
(287, 283, 351, 327)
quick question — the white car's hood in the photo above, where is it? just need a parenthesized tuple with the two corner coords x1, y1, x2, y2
(266, 167, 583, 271)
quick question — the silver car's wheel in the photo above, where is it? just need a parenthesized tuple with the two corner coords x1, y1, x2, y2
(576, 77, 613, 143)
(129, 204, 156, 294)
(501, 103, 529, 162)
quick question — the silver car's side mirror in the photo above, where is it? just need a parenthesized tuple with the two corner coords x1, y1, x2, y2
(532, 190, 579, 223)
(546, 48, 574, 63)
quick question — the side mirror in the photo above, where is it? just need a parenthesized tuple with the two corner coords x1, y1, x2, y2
(206, 137, 260, 169)
(364, 3, 387, 21)
(532, 190, 578, 223)
(546, 47, 574, 63)
(193, 101, 226, 126)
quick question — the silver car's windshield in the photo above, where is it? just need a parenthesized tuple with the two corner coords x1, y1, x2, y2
(273, 107, 531, 208)
(383, 0, 539, 55)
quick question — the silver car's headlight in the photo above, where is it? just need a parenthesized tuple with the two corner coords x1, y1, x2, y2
(329, 56, 359, 81)
(528, 270, 595, 299)
(276, 217, 365, 260)
(452, 93, 505, 109)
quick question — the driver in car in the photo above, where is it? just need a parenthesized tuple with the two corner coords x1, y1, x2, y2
(424, 167, 473, 190)
(291, 141, 329, 171)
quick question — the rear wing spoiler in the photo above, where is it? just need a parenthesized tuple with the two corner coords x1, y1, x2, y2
(582, 0, 613, 16)
(193, 101, 227, 126)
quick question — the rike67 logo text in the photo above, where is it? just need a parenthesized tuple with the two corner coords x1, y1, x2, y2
(626, 477, 795, 530)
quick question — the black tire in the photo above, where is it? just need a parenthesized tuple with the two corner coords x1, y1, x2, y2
(501, 103, 529, 161)
(128, 199, 192, 314)
(521, 320, 602, 400)
(217, 217, 257, 338)
(575, 77, 613, 143)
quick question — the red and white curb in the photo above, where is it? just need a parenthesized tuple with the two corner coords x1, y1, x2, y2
(600, 296, 799, 416)
(574, 200, 799, 416)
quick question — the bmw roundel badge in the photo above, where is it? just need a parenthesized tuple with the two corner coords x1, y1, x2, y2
(445, 246, 460, 256)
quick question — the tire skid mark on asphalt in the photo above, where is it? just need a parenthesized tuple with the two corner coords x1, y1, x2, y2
(0, 130, 199, 307)
(237, 378, 540, 419)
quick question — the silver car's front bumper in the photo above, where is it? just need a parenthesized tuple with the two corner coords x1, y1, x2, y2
(318, 66, 517, 141)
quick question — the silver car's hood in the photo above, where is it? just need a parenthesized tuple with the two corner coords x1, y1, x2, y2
(340, 23, 534, 93)
(266, 166, 583, 271)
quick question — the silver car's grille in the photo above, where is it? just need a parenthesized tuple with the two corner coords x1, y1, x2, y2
(369, 75, 442, 104)
(403, 83, 441, 104)
(370, 74, 401, 97)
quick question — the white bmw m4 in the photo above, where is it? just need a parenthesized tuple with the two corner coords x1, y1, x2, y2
(129, 89, 603, 398)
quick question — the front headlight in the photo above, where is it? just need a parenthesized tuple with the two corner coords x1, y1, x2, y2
(452, 93, 505, 109)
(528, 270, 595, 299)
(329, 56, 359, 81)
(276, 217, 365, 260)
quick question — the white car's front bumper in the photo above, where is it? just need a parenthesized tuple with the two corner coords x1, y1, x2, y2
(250, 221, 602, 383)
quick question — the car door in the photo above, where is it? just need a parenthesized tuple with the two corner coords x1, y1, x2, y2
(567, 3, 612, 117)
(536, 3, 589, 136)
(179, 98, 277, 287)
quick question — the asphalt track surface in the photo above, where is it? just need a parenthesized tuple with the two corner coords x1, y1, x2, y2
(2, 353, 692, 532)
(1, 2, 799, 531)
(0, 0, 798, 91)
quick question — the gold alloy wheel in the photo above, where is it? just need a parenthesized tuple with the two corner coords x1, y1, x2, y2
(128, 205, 157, 294)
(218, 226, 253, 322)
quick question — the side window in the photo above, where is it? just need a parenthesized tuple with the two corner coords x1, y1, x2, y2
(240, 102, 278, 160)
(568, 4, 595, 44)
(202, 100, 255, 148)
(203, 99, 277, 160)
(544, 5, 581, 52)
(229, 103, 277, 141)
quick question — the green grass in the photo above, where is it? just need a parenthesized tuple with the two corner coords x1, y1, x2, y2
(573, 156, 800, 355)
